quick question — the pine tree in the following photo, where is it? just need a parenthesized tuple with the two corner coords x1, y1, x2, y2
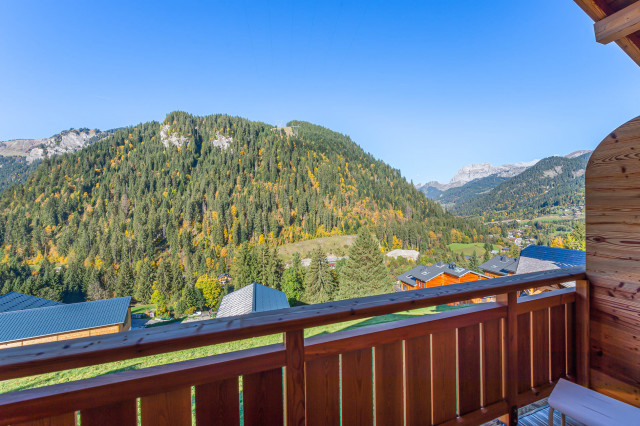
(305, 247, 337, 303)
(135, 260, 155, 303)
(469, 250, 479, 272)
(281, 252, 305, 304)
(115, 259, 134, 297)
(337, 228, 394, 299)
(231, 243, 256, 288)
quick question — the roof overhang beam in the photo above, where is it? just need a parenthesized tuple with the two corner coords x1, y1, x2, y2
(595, 1, 640, 44)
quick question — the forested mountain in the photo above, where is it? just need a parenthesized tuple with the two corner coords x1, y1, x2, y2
(431, 175, 509, 207)
(451, 153, 590, 220)
(0, 112, 492, 306)
(0, 157, 40, 193)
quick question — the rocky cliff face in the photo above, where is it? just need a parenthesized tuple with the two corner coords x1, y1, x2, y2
(0, 129, 109, 163)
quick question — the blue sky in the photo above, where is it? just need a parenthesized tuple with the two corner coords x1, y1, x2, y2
(1, 1, 639, 183)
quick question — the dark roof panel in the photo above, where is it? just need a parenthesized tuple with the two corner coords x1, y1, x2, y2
(0, 291, 62, 313)
(479, 256, 519, 276)
(0, 297, 131, 343)
(516, 245, 585, 274)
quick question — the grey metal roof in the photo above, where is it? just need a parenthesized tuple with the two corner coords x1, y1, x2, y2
(0, 297, 131, 343)
(479, 255, 519, 276)
(216, 283, 290, 318)
(0, 291, 62, 313)
(516, 245, 585, 275)
(397, 261, 485, 287)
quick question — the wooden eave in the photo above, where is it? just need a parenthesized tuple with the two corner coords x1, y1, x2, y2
(574, 0, 640, 66)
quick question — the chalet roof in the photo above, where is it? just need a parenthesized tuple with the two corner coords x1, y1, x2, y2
(0, 297, 131, 344)
(216, 283, 290, 318)
(0, 291, 62, 313)
(574, 0, 640, 67)
(479, 255, 519, 276)
(516, 245, 585, 276)
(397, 261, 486, 287)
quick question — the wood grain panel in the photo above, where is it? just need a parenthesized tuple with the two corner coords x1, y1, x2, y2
(531, 309, 550, 387)
(482, 319, 503, 406)
(458, 324, 481, 415)
(567, 303, 576, 379)
(243, 368, 284, 426)
(550, 305, 566, 381)
(404, 335, 431, 425)
(587, 115, 640, 407)
(305, 356, 339, 426)
(140, 387, 191, 426)
(285, 330, 305, 426)
(517, 313, 531, 393)
(195, 378, 240, 426)
(81, 399, 136, 426)
(374, 341, 403, 425)
(432, 329, 457, 424)
(341, 348, 373, 426)
(14, 413, 76, 426)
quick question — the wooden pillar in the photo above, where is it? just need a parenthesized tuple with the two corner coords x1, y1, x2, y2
(575, 280, 590, 387)
(498, 291, 518, 426)
(284, 330, 305, 426)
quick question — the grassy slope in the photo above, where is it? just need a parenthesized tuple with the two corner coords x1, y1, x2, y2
(448, 243, 499, 257)
(0, 304, 463, 394)
(277, 234, 357, 262)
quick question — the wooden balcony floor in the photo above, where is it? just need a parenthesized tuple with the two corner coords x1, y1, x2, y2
(518, 405, 584, 426)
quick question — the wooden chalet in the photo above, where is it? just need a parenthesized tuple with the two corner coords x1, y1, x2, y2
(3, 2, 640, 425)
(479, 255, 518, 278)
(397, 261, 488, 291)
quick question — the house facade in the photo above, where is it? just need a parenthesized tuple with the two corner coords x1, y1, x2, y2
(397, 261, 488, 291)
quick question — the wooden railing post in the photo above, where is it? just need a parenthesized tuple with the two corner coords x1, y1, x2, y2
(498, 291, 518, 426)
(284, 330, 305, 426)
(575, 279, 590, 387)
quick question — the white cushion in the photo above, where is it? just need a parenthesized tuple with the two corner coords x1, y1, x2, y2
(548, 378, 640, 426)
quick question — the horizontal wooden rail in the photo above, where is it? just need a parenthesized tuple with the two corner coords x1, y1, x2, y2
(0, 344, 285, 425)
(0, 266, 585, 381)
(0, 287, 580, 425)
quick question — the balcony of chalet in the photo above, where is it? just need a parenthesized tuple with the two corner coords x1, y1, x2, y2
(4, 2, 640, 425)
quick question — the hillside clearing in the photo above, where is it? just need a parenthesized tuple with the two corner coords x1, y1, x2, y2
(278, 235, 357, 262)
(448, 243, 499, 257)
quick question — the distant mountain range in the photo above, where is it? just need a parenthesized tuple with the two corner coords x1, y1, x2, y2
(0, 128, 113, 192)
(0, 128, 112, 163)
(417, 150, 592, 220)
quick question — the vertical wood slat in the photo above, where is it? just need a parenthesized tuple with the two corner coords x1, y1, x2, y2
(503, 292, 519, 426)
(575, 279, 590, 387)
(14, 413, 76, 426)
(567, 302, 576, 379)
(195, 378, 240, 426)
(82, 399, 136, 426)
(305, 356, 339, 426)
(531, 309, 550, 387)
(482, 319, 503, 406)
(458, 324, 481, 415)
(341, 348, 373, 426)
(517, 313, 532, 393)
(405, 335, 431, 425)
(374, 341, 404, 425)
(244, 368, 284, 426)
(550, 304, 567, 381)
(141, 387, 191, 426)
(285, 330, 305, 426)
(432, 329, 457, 424)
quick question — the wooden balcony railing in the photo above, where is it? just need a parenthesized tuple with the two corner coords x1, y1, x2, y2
(0, 266, 588, 426)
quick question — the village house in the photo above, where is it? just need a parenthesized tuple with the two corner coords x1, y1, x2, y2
(0, 292, 131, 349)
(396, 261, 488, 291)
(515, 245, 586, 294)
(479, 255, 518, 278)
